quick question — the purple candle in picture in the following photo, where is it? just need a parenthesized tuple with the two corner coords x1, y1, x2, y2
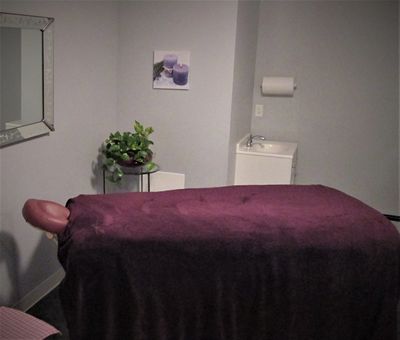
(163, 54, 178, 69)
(172, 64, 189, 86)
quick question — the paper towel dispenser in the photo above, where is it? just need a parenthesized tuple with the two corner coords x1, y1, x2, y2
(261, 77, 297, 97)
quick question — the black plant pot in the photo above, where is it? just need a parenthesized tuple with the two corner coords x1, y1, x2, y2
(117, 152, 152, 168)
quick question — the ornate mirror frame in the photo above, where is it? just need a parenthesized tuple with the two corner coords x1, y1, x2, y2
(0, 12, 54, 148)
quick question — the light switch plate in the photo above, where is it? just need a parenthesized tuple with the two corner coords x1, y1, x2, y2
(255, 104, 264, 117)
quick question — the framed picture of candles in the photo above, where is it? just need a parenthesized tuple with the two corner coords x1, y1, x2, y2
(153, 50, 190, 90)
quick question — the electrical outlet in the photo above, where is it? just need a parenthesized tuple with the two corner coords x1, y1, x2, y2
(255, 104, 264, 117)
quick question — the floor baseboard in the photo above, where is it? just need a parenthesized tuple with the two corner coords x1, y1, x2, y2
(12, 268, 65, 312)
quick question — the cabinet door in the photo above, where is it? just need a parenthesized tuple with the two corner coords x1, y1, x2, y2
(234, 154, 293, 185)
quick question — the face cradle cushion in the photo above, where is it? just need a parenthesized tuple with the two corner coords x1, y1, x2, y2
(22, 199, 70, 234)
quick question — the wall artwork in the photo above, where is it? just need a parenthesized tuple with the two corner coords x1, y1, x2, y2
(153, 50, 190, 90)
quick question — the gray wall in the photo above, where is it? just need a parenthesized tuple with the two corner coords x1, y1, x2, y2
(0, 1, 118, 306)
(251, 1, 399, 213)
(117, 1, 238, 188)
(227, 0, 260, 185)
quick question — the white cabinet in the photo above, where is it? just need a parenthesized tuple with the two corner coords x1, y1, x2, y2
(234, 136, 297, 185)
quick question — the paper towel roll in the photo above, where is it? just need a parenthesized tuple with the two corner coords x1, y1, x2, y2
(261, 77, 296, 96)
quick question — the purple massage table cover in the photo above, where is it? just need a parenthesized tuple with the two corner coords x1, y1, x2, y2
(58, 185, 400, 340)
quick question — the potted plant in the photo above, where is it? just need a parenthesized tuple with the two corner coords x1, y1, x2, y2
(102, 121, 155, 183)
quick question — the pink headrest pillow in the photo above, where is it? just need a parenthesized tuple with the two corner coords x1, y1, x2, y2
(22, 199, 70, 234)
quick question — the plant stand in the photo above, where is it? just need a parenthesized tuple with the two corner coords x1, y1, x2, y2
(103, 164, 159, 194)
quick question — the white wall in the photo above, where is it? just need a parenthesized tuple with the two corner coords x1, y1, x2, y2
(252, 1, 399, 213)
(0, 1, 118, 307)
(117, 1, 238, 188)
(227, 0, 260, 184)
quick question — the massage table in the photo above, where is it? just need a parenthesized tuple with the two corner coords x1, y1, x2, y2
(23, 185, 400, 340)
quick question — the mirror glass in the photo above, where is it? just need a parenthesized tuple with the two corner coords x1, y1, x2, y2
(0, 12, 54, 147)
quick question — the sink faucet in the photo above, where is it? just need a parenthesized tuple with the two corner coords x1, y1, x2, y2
(246, 134, 266, 147)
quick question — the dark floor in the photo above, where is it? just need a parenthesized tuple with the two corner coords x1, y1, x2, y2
(26, 286, 69, 340)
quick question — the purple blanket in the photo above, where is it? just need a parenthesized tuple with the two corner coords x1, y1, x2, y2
(58, 185, 400, 340)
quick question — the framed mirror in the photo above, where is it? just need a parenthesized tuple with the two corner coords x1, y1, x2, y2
(0, 12, 54, 147)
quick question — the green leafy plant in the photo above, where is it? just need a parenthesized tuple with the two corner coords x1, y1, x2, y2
(102, 121, 155, 183)
(153, 60, 164, 80)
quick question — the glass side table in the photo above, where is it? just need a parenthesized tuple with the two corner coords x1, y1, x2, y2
(103, 164, 159, 194)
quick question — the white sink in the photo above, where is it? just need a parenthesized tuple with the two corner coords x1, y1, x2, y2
(234, 134, 298, 185)
(237, 135, 297, 158)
